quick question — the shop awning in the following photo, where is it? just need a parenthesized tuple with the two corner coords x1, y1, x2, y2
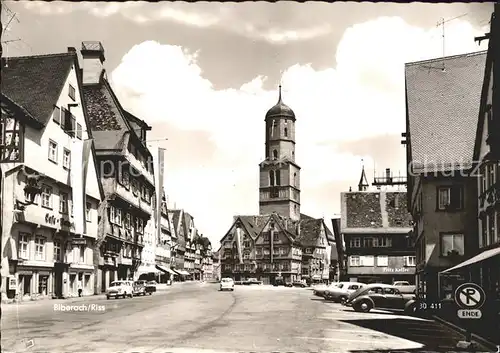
(177, 270, 190, 276)
(441, 247, 500, 273)
(137, 266, 161, 275)
(155, 265, 177, 275)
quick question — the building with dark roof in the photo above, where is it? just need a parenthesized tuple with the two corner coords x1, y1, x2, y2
(405, 50, 486, 301)
(219, 87, 335, 284)
(338, 166, 414, 284)
(0, 49, 104, 301)
(78, 42, 156, 293)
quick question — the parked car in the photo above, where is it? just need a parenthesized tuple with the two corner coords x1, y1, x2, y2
(393, 281, 416, 294)
(284, 282, 293, 287)
(244, 278, 263, 285)
(324, 282, 365, 303)
(313, 283, 338, 297)
(145, 281, 157, 294)
(344, 283, 416, 313)
(293, 281, 307, 288)
(106, 280, 134, 299)
(273, 276, 285, 286)
(220, 277, 235, 291)
(133, 280, 147, 296)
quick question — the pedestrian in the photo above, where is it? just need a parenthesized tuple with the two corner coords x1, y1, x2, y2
(77, 281, 83, 297)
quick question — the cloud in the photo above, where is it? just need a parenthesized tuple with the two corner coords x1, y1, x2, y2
(109, 16, 486, 246)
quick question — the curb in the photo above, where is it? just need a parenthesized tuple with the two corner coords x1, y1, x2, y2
(432, 315, 499, 351)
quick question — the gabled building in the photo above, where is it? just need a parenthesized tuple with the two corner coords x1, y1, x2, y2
(169, 209, 190, 278)
(441, 9, 500, 301)
(298, 215, 335, 282)
(0, 49, 104, 301)
(405, 51, 486, 301)
(78, 42, 155, 293)
(340, 168, 414, 284)
(331, 218, 347, 280)
(219, 87, 335, 284)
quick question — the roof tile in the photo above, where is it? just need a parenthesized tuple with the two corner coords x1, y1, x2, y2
(1, 53, 74, 125)
(405, 51, 486, 172)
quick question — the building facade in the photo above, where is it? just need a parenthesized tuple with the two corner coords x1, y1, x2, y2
(220, 87, 335, 284)
(169, 209, 189, 278)
(1, 50, 103, 301)
(78, 42, 155, 293)
(340, 183, 415, 284)
(405, 51, 486, 301)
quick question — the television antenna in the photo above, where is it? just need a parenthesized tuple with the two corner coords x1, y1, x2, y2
(436, 13, 468, 71)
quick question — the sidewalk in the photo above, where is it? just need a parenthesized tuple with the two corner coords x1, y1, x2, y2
(432, 315, 499, 351)
(2, 281, 203, 307)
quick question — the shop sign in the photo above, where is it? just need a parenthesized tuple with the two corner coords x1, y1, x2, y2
(72, 238, 87, 246)
(383, 267, 411, 273)
(45, 213, 74, 229)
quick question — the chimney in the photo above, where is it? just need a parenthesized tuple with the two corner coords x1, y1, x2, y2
(80, 41, 105, 85)
(67, 47, 77, 53)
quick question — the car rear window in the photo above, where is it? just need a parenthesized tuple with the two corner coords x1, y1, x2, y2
(221, 278, 233, 282)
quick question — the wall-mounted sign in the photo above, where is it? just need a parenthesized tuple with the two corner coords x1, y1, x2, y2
(383, 267, 411, 273)
(45, 214, 75, 229)
(72, 238, 87, 246)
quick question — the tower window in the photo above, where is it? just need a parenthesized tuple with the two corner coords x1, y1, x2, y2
(269, 170, 275, 186)
(271, 120, 276, 137)
(275, 170, 281, 186)
(293, 172, 297, 186)
(273, 150, 278, 159)
(284, 128, 288, 137)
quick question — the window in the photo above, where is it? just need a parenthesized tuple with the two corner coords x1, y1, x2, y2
(54, 240, 61, 262)
(79, 245, 85, 263)
(48, 140, 58, 163)
(293, 173, 297, 186)
(41, 186, 52, 208)
(68, 114, 76, 137)
(18, 232, 30, 259)
(70, 198, 74, 216)
(368, 287, 383, 294)
(125, 213, 131, 229)
(122, 171, 130, 189)
(0, 113, 23, 162)
(136, 218, 144, 234)
(63, 148, 71, 169)
(68, 84, 76, 101)
(269, 170, 274, 186)
(52, 106, 61, 124)
(271, 120, 276, 137)
(263, 248, 270, 255)
(275, 170, 281, 186)
(383, 287, 399, 295)
(377, 255, 388, 266)
(362, 237, 373, 248)
(284, 127, 288, 137)
(441, 233, 465, 256)
(488, 164, 496, 189)
(59, 192, 68, 213)
(437, 186, 464, 211)
(24, 189, 38, 204)
(132, 179, 139, 196)
(76, 123, 82, 140)
(38, 275, 48, 295)
(489, 213, 496, 245)
(35, 236, 45, 261)
(374, 236, 391, 247)
(273, 149, 278, 159)
(349, 237, 361, 248)
(405, 256, 416, 267)
(243, 252, 250, 260)
(86, 202, 91, 222)
(360, 256, 374, 266)
(480, 165, 487, 195)
(348, 284, 360, 290)
(349, 255, 360, 267)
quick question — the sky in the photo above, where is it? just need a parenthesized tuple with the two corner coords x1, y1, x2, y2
(2, 1, 493, 248)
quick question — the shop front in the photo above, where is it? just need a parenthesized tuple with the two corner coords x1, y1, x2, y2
(17, 265, 53, 299)
(347, 264, 416, 285)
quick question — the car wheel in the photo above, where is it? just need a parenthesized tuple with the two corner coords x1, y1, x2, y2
(339, 296, 348, 304)
(404, 302, 417, 315)
(355, 300, 372, 313)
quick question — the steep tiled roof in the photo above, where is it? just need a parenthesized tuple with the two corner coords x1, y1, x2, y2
(82, 85, 123, 131)
(238, 215, 269, 239)
(341, 191, 412, 233)
(405, 51, 487, 173)
(1, 53, 75, 125)
(297, 218, 322, 246)
(169, 209, 182, 234)
(1, 93, 41, 128)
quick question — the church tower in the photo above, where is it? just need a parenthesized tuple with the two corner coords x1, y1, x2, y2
(259, 86, 301, 221)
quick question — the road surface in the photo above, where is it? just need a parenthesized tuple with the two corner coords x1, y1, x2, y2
(2, 283, 486, 352)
